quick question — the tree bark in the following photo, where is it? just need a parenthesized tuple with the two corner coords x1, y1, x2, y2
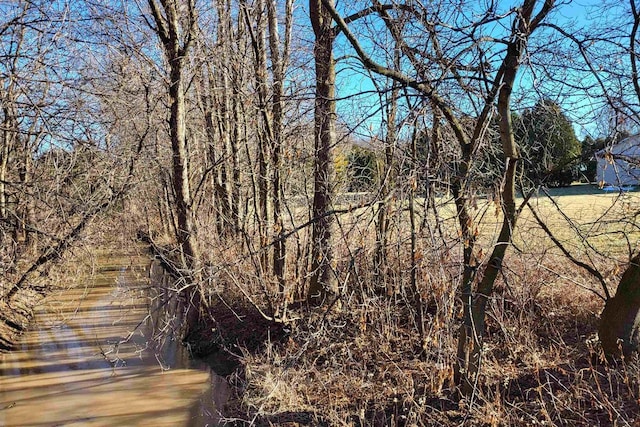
(455, 0, 554, 394)
(374, 76, 398, 293)
(17, 135, 36, 253)
(308, 0, 338, 304)
(267, 0, 291, 293)
(0, 122, 9, 222)
(0, 104, 14, 223)
(242, 0, 270, 271)
(146, 0, 202, 336)
(599, 253, 640, 357)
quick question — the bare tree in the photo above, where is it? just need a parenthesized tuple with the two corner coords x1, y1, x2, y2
(0, 0, 148, 349)
(322, 0, 554, 391)
(535, 0, 640, 357)
(594, 1, 640, 357)
(307, 0, 385, 304)
(144, 0, 203, 334)
(267, 0, 293, 292)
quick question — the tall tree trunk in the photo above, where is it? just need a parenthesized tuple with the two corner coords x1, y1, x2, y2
(230, 75, 242, 234)
(267, 0, 292, 293)
(409, 123, 426, 347)
(169, 51, 200, 275)
(199, 58, 230, 236)
(452, 146, 477, 389)
(3, 103, 19, 257)
(243, 0, 270, 271)
(374, 79, 398, 292)
(17, 136, 36, 252)
(308, 0, 337, 304)
(454, 0, 551, 394)
(146, 0, 202, 337)
(0, 108, 13, 222)
(225, 0, 244, 235)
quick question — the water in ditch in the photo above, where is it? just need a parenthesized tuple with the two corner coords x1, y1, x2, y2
(0, 249, 230, 426)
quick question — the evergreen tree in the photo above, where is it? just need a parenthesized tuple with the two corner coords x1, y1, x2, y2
(517, 100, 581, 187)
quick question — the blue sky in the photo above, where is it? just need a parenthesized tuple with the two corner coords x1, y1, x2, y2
(320, 0, 632, 143)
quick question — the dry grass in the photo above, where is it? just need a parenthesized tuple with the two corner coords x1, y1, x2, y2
(222, 258, 639, 425)
(196, 186, 640, 426)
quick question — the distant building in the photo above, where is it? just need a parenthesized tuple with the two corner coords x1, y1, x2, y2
(595, 135, 640, 187)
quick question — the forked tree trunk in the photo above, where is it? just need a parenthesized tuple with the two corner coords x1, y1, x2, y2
(320, 0, 554, 391)
(454, 0, 553, 394)
(146, 0, 202, 338)
(599, 253, 640, 357)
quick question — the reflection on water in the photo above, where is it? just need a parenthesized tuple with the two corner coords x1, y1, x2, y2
(0, 250, 229, 426)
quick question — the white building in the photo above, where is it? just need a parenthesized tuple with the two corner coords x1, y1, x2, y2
(595, 135, 640, 188)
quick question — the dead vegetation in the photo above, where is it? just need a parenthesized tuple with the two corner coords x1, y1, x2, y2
(179, 191, 640, 426)
(211, 250, 640, 426)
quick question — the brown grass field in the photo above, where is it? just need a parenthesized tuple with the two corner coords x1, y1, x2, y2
(195, 184, 640, 426)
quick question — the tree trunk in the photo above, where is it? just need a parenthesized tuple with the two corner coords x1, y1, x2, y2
(2, 102, 19, 259)
(17, 136, 36, 253)
(199, 59, 230, 236)
(147, 0, 202, 337)
(308, 0, 337, 304)
(599, 253, 640, 357)
(267, 0, 290, 294)
(409, 123, 426, 347)
(374, 79, 398, 293)
(169, 62, 199, 269)
(169, 58, 203, 332)
(243, 0, 270, 271)
(0, 119, 9, 221)
(454, 0, 551, 394)
(230, 75, 241, 234)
